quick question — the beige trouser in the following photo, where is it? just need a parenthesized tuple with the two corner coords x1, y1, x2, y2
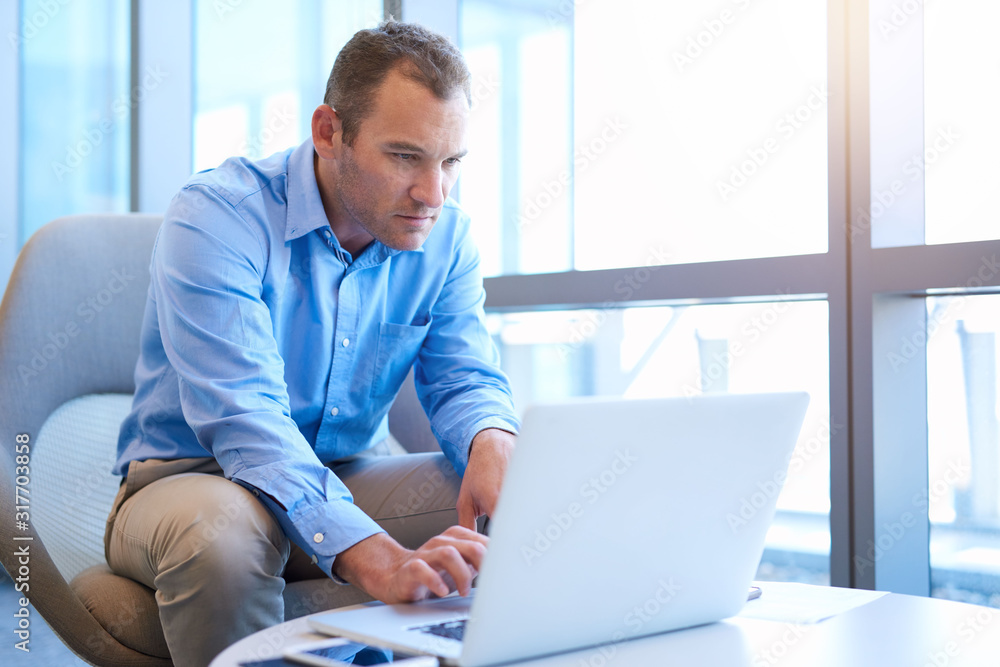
(104, 444, 464, 667)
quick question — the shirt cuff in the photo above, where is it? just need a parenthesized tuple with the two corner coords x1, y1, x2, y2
(232, 478, 385, 579)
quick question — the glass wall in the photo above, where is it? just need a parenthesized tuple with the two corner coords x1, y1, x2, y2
(461, 0, 833, 584)
(19, 0, 130, 243)
(193, 0, 383, 172)
(491, 299, 832, 583)
(923, 1, 1000, 246)
(572, 0, 828, 271)
(459, 0, 572, 277)
(459, 0, 828, 277)
(927, 294, 1000, 607)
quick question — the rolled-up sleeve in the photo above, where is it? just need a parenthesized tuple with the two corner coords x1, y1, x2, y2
(415, 216, 520, 476)
(152, 185, 382, 576)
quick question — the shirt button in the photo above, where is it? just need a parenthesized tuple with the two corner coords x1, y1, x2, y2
(313, 533, 324, 544)
(342, 338, 350, 347)
(330, 407, 340, 417)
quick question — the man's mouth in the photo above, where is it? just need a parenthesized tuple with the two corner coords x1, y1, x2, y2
(397, 212, 435, 227)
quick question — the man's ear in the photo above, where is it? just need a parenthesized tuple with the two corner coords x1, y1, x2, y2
(311, 104, 343, 160)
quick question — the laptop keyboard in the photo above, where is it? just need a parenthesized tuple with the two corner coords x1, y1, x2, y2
(414, 619, 467, 641)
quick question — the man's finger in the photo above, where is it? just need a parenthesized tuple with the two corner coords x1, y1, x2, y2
(401, 558, 450, 600)
(452, 537, 487, 573)
(423, 545, 475, 596)
(440, 524, 489, 544)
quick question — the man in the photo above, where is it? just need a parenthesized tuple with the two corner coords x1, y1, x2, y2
(106, 20, 519, 667)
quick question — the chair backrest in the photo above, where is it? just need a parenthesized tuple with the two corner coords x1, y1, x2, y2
(0, 214, 161, 444)
(388, 368, 440, 453)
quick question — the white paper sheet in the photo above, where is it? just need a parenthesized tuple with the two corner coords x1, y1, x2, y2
(737, 581, 888, 624)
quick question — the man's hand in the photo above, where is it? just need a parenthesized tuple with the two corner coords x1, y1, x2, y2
(332, 428, 514, 603)
(457, 428, 516, 530)
(332, 526, 488, 604)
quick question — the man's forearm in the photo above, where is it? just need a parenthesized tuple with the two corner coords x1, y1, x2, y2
(469, 427, 516, 459)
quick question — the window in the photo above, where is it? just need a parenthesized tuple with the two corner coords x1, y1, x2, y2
(862, 0, 1000, 606)
(490, 299, 831, 583)
(923, 1, 1000, 246)
(462, 0, 834, 586)
(460, 0, 828, 276)
(19, 0, 130, 242)
(927, 294, 1000, 606)
(193, 0, 382, 172)
(460, 0, 572, 276)
(453, 0, 1000, 601)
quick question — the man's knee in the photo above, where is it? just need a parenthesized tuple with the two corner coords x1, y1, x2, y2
(116, 473, 290, 581)
(192, 479, 280, 543)
(172, 476, 289, 571)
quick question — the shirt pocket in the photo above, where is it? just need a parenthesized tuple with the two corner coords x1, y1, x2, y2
(370, 320, 432, 399)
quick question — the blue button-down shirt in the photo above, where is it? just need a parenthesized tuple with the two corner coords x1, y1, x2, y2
(115, 139, 519, 576)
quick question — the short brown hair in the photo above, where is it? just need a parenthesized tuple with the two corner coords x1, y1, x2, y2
(324, 20, 472, 145)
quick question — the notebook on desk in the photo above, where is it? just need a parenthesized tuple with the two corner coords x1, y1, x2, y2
(310, 392, 810, 667)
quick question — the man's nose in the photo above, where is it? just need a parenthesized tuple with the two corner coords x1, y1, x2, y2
(410, 166, 446, 210)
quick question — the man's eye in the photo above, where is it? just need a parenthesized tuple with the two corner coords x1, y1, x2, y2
(394, 153, 415, 161)
(445, 157, 462, 166)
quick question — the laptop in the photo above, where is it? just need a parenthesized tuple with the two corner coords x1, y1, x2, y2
(310, 392, 810, 666)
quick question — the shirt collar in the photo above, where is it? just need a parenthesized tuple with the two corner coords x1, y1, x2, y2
(282, 138, 424, 258)
(284, 139, 330, 242)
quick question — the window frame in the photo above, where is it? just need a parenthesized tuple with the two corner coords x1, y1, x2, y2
(134, 0, 193, 214)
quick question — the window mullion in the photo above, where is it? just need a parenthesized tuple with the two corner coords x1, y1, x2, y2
(827, 0, 852, 589)
(135, 0, 193, 214)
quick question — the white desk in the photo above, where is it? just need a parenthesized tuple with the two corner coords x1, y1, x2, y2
(211, 582, 1000, 667)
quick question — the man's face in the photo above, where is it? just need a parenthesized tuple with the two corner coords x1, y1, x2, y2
(332, 67, 469, 253)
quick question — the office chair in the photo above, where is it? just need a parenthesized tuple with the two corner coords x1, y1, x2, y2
(0, 214, 436, 666)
